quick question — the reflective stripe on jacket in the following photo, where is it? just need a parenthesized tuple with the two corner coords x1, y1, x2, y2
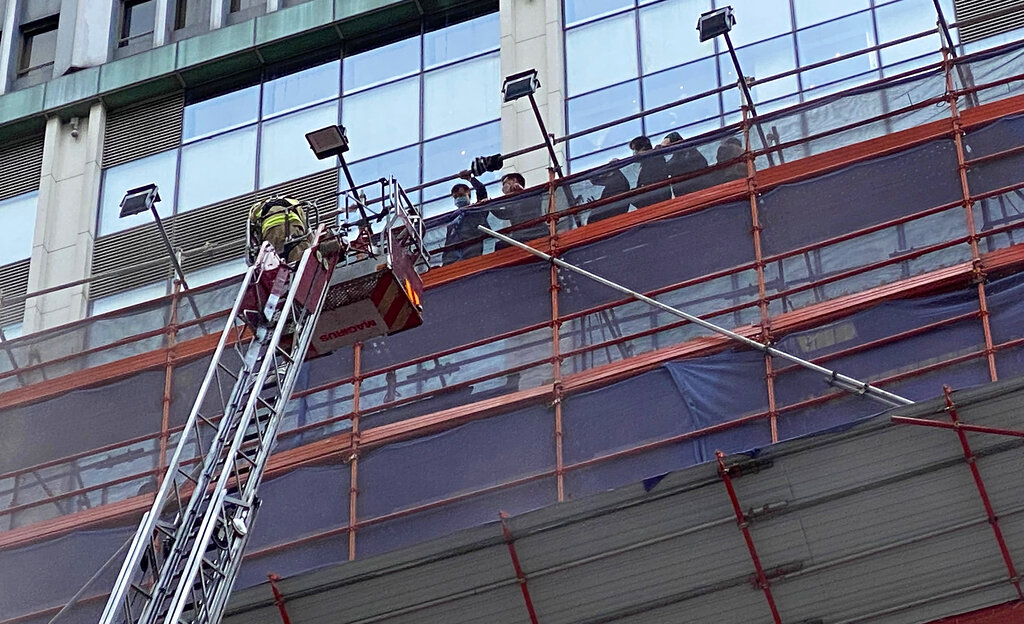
(260, 210, 305, 233)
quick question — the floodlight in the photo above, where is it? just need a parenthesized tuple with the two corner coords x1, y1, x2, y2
(119, 183, 161, 218)
(499, 69, 563, 177)
(305, 125, 349, 160)
(502, 69, 540, 103)
(697, 6, 735, 42)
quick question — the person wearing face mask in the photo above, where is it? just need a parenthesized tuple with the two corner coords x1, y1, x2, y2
(490, 171, 548, 250)
(442, 171, 490, 265)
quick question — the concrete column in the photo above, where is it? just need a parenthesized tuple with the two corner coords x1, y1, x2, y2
(24, 102, 104, 333)
(0, 0, 19, 94)
(499, 0, 567, 187)
(54, 0, 114, 76)
(154, 0, 170, 46)
(210, 0, 225, 30)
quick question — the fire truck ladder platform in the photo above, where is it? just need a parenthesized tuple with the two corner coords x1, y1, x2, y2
(99, 230, 341, 624)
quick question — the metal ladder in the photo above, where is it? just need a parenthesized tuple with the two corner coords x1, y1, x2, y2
(100, 236, 337, 624)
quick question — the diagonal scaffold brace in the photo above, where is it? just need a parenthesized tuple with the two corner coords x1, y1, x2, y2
(480, 226, 914, 410)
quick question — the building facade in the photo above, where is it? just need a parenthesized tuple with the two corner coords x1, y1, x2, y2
(4, 0, 1024, 622)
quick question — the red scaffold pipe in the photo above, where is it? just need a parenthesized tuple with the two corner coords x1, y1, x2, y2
(499, 511, 542, 624)
(716, 451, 784, 624)
(268, 573, 293, 624)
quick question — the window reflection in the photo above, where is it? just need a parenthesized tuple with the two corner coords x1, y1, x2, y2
(720, 35, 799, 104)
(342, 77, 420, 161)
(720, 0, 793, 48)
(259, 102, 338, 188)
(568, 81, 642, 157)
(565, 13, 639, 96)
(99, 150, 177, 236)
(564, 0, 632, 25)
(639, 0, 713, 74)
(179, 127, 257, 211)
(423, 54, 500, 139)
(797, 11, 878, 90)
(90, 282, 169, 317)
(792, 0, 868, 28)
(347, 146, 421, 198)
(183, 85, 259, 141)
(642, 58, 719, 136)
(0, 191, 37, 265)
(343, 37, 421, 94)
(262, 60, 340, 118)
(424, 13, 499, 67)
(422, 121, 501, 200)
(876, 0, 944, 68)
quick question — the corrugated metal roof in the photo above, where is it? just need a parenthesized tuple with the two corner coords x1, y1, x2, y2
(224, 376, 1024, 624)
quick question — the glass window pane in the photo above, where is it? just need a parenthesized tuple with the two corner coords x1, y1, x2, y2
(423, 54, 500, 139)
(876, 0, 945, 68)
(179, 127, 257, 212)
(125, 0, 157, 40)
(0, 192, 37, 264)
(90, 281, 169, 316)
(341, 77, 420, 161)
(642, 58, 720, 136)
(262, 60, 339, 117)
(425, 13, 499, 68)
(569, 143, 634, 175)
(3, 323, 23, 340)
(720, 34, 798, 104)
(22, 26, 57, 72)
(797, 11, 878, 90)
(343, 37, 421, 94)
(99, 150, 177, 236)
(347, 146, 420, 203)
(793, 0, 867, 28)
(720, 0, 792, 48)
(185, 258, 245, 286)
(422, 121, 501, 201)
(183, 85, 259, 141)
(565, 13, 639, 96)
(564, 0, 632, 25)
(259, 101, 337, 188)
(567, 81, 641, 157)
(639, 0, 714, 74)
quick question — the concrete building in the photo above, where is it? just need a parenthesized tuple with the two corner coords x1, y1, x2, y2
(3, 0, 1024, 622)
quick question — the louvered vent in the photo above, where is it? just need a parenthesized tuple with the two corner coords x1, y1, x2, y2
(0, 136, 43, 201)
(89, 168, 340, 300)
(955, 0, 1024, 44)
(0, 260, 30, 325)
(102, 93, 185, 169)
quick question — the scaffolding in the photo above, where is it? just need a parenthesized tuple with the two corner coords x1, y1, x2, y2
(6, 27, 1024, 624)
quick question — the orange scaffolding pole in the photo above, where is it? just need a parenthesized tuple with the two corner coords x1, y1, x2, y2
(944, 48, 1000, 383)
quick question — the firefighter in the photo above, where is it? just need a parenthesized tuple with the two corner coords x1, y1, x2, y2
(248, 196, 311, 263)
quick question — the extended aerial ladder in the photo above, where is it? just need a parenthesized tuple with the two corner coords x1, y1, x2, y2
(99, 179, 428, 624)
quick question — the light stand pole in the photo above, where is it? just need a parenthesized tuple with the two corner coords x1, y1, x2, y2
(306, 124, 373, 228)
(119, 184, 206, 331)
(120, 184, 190, 290)
(503, 69, 564, 178)
(698, 7, 776, 166)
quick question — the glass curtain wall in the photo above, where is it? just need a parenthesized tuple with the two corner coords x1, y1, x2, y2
(94, 12, 500, 309)
(562, 0, 954, 172)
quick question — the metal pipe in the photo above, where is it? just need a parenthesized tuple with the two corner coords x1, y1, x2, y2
(716, 451, 783, 624)
(526, 92, 564, 178)
(499, 512, 541, 624)
(723, 31, 775, 166)
(479, 226, 914, 408)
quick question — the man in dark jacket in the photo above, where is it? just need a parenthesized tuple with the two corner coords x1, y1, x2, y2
(630, 135, 671, 205)
(442, 171, 490, 265)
